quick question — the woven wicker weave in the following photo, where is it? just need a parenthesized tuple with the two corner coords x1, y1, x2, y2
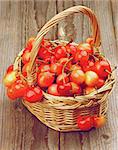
(13, 6, 115, 132)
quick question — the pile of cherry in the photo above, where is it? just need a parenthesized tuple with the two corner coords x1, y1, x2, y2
(3, 37, 111, 103)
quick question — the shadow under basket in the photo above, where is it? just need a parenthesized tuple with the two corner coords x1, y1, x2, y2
(14, 6, 115, 132)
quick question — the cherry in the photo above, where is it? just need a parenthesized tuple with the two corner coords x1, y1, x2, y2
(24, 86, 43, 103)
(47, 84, 60, 96)
(93, 116, 106, 128)
(58, 57, 72, 71)
(38, 72, 55, 88)
(10, 80, 27, 98)
(77, 43, 93, 54)
(83, 60, 95, 72)
(66, 43, 77, 56)
(57, 82, 72, 96)
(96, 78, 105, 88)
(26, 37, 35, 50)
(70, 69, 85, 85)
(70, 64, 82, 71)
(94, 60, 111, 79)
(55, 46, 67, 60)
(85, 86, 96, 95)
(39, 64, 50, 73)
(74, 50, 89, 67)
(50, 56, 57, 64)
(38, 46, 52, 60)
(22, 49, 30, 64)
(56, 73, 69, 85)
(6, 65, 13, 73)
(85, 71, 99, 86)
(77, 115, 94, 131)
(70, 82, 82, 95)
(50, 63, 63, 75)
(7, 87, 17, 100)
(22, 63, 30, 77)
(3, 71, 17, 87)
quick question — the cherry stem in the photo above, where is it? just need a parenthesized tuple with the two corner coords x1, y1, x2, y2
(62, 57, 73, 84)
(62, 57, 73, 74)
(91, 55, 99, 61)
(37, 59, 47, 64)
(105, 69, 112, 75)
(41, 45, 54, 55)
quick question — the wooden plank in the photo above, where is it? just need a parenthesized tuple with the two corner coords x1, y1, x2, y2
(0, 1, 59, 150)
(88, 1, 118, 150)
(58, 0, 118, 150)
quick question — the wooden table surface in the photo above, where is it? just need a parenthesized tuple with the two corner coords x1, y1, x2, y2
(0, 0, 118, 150)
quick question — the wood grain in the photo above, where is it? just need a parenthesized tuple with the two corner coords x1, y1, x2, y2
(0, 0, 118, 150)
(0, 1, 59, 150)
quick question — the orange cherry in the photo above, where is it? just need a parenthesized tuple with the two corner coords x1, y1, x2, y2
(70, 69, 85, 85)
(93, 116, 106, 128)
(85, 71, 99, 86)
(3, 71, 17, 87)
(85, 86, 96, 95)
(86, 37, 94, 45)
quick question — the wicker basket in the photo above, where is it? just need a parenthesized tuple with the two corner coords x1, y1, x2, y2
(13, 6, 115, 132)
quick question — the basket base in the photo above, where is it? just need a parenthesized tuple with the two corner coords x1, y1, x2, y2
(22, 99, 107, 132)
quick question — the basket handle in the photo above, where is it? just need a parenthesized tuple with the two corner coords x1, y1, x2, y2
(28, 5, 100, 76)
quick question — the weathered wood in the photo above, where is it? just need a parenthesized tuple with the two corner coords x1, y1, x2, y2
(58, 0, 118, 150)
(0, 1, 59, 150)
(0, 0, 118, 150)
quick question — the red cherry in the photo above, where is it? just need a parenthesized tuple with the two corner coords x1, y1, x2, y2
(55, 46, 67, 60)
(7, 88, 17, 100)
(38, 47, 52, 60)
(58, 58, 72, 70)
(70, 82, 82, 95)
(83, 60, 95, 72)
(56, 73, 69, 85)
(41, 39, 51, 47)
(26, 37, 35, 50)
(6, 65, 13, 73)
(23, 86, 43, 103)
(22, 49, 30, 64)
(11, 80, 27, 98)
(66, 43, 77, 56)
(57, 82, 72, 96)
(50, 56, 57, 64)
(38, 72, 55, 88)
(77, 115, 94, 131)
(96, 78, 105, 88)
(94, 60, 111, 79)
(38, 39, 52, 60)
(39, 64, 50, 73)
(7, 80, 27, 100)
(50, 63, 63, 75)
(22, 63, 30, 77)
(47, 84, 60, 96)
(77, 43, 93, 54)
(74, 50, 89, 67)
